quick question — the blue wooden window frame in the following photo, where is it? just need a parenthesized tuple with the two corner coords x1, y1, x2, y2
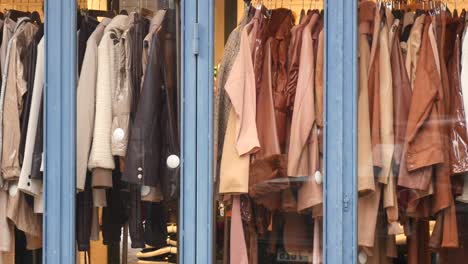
(42, 0, 358, 263)
(193, 0, 359, 263)
(44, 0, 77, 262)
(180, 0, 198, 262)
(324, 0, 358, 263)
(42, 0, 202, 263)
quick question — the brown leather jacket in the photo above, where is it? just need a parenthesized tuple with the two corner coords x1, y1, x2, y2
(391, 24, 412, 171)
(268, 9, 294, 152)
(397, 18, 444, 192)
(248, 9, 293, 209)
(447, 17, 468, 177)
(285, 12, 311, 117)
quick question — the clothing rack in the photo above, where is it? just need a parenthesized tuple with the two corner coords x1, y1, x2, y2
(83, 8, 115, 18)
(242, 0, 324, 15)
(156, 0, 176, 10)
(5, 9, 31, 21)
(372, 0, 452, 11)
(3, 9, 42, 25)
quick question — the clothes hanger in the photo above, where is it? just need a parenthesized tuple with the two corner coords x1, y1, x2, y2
(256, 0, 262, 10)
(31, 11, 41, 25)
(167, 224, 177, 234)
(167, 238, 177, 246)
(299, 0, 306, 23)
(244, 0, 252, 11)
(136, 246, 177, 258)
(138, 261, 175, 264)
(6, 9, 31, 22)
(141, 7, 154, 18)
(89, 9, 115, 18)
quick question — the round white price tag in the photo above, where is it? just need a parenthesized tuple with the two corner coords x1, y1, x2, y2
(358, 251, 367, 264)
(9, 183, 18, 197)
(314, 171, 322, 184)
(166, 155, 180, 169)
(113, 128, 125, 141)
(141, 186, 151, 196)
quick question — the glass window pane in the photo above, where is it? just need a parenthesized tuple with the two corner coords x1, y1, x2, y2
(75, 1, 181, 263)
(357, 1, 468, 263)
(213, 1, 325, 263)
(0, 1, 45, 262)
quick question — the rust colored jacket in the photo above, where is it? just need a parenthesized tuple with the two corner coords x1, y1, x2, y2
(287, 13, 320, 178)
(268, 9, 294, 152)
(397, 18, 444, 192)
(447, 17, 468, 176)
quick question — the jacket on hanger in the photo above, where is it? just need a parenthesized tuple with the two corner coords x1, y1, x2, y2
(214, 6, 253, 200)
(76, 18, 111, 191)
(219, 15, 258, 195)
(123, 10, 179, 201)
(357, 0, 376, 194)
(0, 19, 37, 181)
(17, 37, 44, 197)
(88, 15, 130, 189)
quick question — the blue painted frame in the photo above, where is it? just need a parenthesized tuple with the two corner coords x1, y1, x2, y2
(44, 0, 77, 262)
(41, 0, 360, 262)
(42, 0, 202, 262)
(193, 0, 360, 263)
(324, 0, 358, 263)
(180, 0, 198, 262)
(195, 0, 214, 263)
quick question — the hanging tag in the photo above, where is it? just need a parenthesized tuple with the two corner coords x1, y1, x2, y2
(219, 203, 225, 217)
(358, 251, 368, 264)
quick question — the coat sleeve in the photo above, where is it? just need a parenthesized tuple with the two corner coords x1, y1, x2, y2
(75, 36, 98, 191)
(2, 38, 25, 179)
(122, 33, 163, 187)
(398, 24, 444, 190)
(18, 37, 44, 196)
(88, 33, 116, 171)
(287, 20, 316, 177)
(88, 33, 116, 188)
(110, 30, 132, 157)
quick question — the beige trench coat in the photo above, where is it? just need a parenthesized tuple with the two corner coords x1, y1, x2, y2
(219, 19, 257, 194)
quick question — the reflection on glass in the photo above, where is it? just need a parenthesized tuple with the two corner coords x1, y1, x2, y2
(214, 1, 325, 263)
(75, 0, 180, 263)
(0, 1, 45, 263)
(358, 1, 468, 263)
